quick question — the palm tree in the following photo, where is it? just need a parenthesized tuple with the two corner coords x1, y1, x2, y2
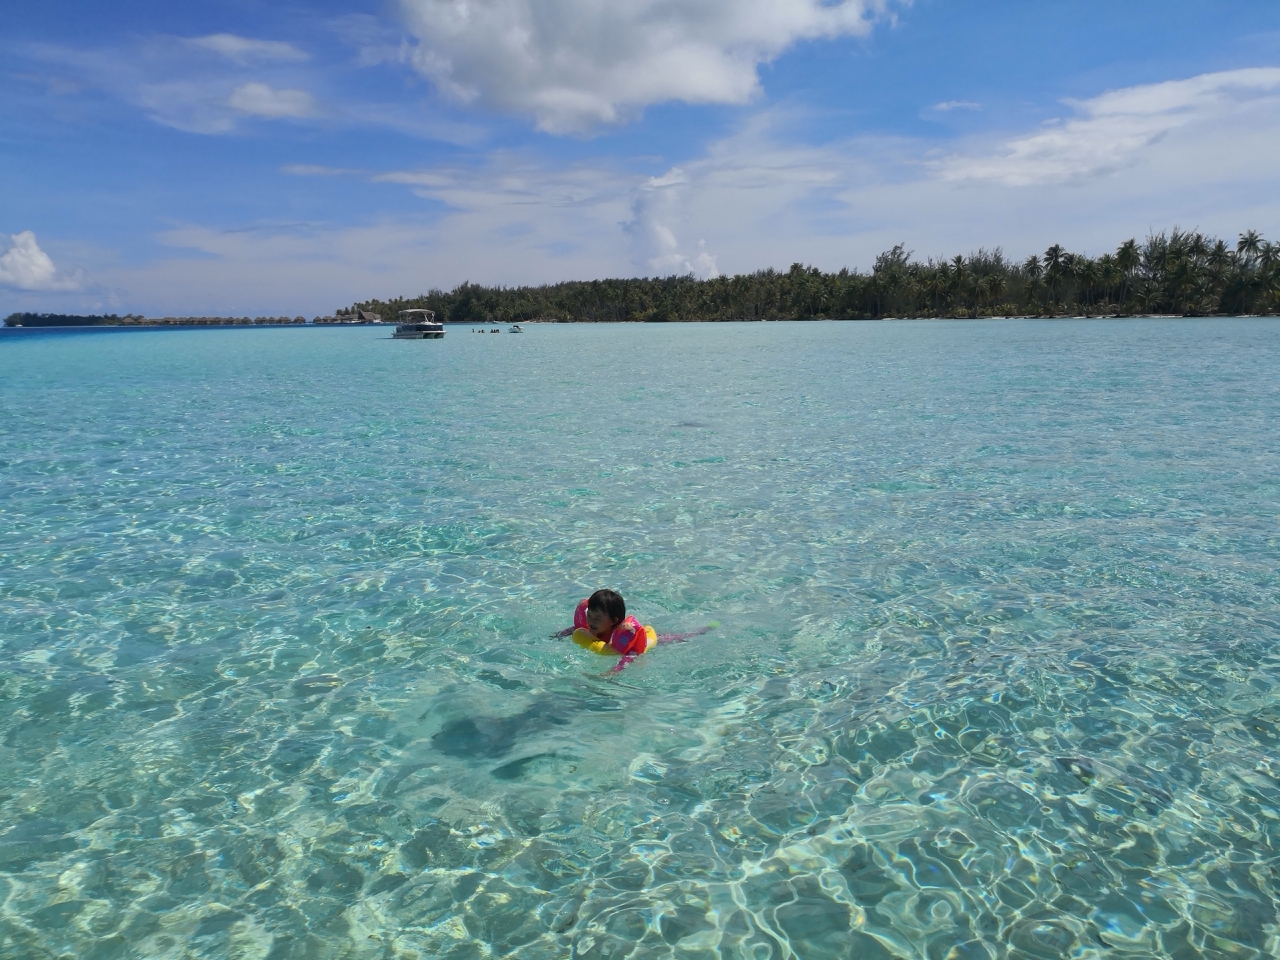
(1259, 240, 1278, 272)
(1057, 252, 1076, 307)
(1238, 230, 1263, 263)
(1096, 254, 1120, 309)
(1019, 255, 1041, 312)
(1113, 239, 1139, 311)
(948, 256, 967, 312)
(1115, 239, 1139, 273)
(1140, 233, 1168, 288)
(1167, 256, 1198, 314)
(1189, 232, 1210, 263)
(1043, 244, 1066, 308)
(1188, 274, 1220, 316)
(983, 273, 1006, 313)
(1208, 239, 1231, 271)
(1079, 257, 1102, 311)
(930, 264, 951, 315)
(1265, 271, 1280, 315)
(1134, 278, 1161, 314)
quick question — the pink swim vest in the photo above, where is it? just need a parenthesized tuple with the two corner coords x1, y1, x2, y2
(571, 598, 656, 657)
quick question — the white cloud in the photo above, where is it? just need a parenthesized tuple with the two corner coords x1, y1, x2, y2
(364, 155, 718, 277)
(102, 212, 629, 315)
(372, 170, 455, 189)
(132, 79, 238, 134)
(21, 37, 485, 141)
(228, 82, 315, 118)
(348, 68, 1280, 282)
(240, 65, 1280, 305)
(108, 161, 639, 313)
(932, 100, 980, 112)
(0, 231, 80, 291)
(47, 66, 1280, 315)
(281, 164, 364, 177)
(397, 0, 896, 133)
(624, 169, 720, 277)
(189, 34, 308, 63)
(24, 40, 319, 134)
(942, 67, 1280, 186)
(368, 154, 635, 215)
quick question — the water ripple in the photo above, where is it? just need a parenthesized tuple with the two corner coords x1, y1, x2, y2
(0, 320, 1277, 958)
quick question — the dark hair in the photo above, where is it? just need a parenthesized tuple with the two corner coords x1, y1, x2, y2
(587, 589, 626, 623)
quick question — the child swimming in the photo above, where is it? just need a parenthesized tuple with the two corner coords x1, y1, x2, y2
(556, 589, 714, 672)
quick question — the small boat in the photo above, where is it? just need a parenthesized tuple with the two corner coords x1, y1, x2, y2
(508, 324, 523, 333)
(394, 309, 444, 339)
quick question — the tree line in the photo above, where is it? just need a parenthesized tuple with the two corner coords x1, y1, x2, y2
(354, 229, 1279, 323)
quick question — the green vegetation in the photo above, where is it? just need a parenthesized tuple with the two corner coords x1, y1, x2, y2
(355, 230, 1279, 322)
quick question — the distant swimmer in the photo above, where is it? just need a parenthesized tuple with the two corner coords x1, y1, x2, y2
(553, 588, 715, 673)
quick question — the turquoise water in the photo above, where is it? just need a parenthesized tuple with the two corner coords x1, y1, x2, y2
(1, 319, 1277, 959)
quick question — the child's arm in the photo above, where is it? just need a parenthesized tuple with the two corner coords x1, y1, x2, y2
(609, 624, 717, 673)
(551, 627, 574, 638)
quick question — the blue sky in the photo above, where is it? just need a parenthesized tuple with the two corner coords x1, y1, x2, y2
(3, 0, 1278, 315)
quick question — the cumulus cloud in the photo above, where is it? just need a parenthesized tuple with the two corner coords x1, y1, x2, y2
(189, 34, 308, 63)
(359, 154, 717, 278)
(943, 67, 1280, 186)
(0, 231, 80, 291)
(338, 67, 1280, 286)
(397, 0, 895, 133)
(228, 82, 315, 118)
(625, 170, 720, 277)
(68, 66, 1280, 314)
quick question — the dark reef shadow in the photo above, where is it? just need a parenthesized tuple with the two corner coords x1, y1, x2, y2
(431, 695, 617, 760)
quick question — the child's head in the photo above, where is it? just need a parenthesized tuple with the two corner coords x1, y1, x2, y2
(586, 588, 626, 633)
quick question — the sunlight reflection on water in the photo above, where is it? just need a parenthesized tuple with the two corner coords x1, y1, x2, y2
(0, 319, 1277, 959)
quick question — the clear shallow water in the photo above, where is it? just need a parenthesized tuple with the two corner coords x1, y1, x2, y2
(0, 319, 1277, 960)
